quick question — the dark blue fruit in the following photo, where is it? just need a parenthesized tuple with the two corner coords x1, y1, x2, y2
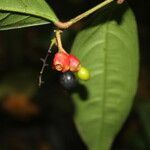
(59, 72, 78, 91)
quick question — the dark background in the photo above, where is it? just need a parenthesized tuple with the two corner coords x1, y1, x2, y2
(0, 0, 150, 150)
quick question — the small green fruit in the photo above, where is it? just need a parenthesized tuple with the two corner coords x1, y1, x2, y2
(77, 66, 90, 81)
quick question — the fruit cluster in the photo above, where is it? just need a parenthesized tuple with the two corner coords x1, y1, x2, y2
(52, 51, 80, 72)
(52, 51, 90, 80)
(52, 50, 90, 90)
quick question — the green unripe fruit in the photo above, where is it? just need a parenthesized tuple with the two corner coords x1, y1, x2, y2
(77, 66, 90, 81)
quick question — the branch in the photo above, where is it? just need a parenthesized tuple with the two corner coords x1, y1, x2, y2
(39, 38, 55, 87)
(54, 0, 114, 29)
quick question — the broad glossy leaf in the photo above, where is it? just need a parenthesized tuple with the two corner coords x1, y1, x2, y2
(0, 0, 58, 30)
(71, 2, 139, 150)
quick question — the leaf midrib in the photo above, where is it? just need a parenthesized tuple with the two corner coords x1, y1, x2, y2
(99, 8, 116, 149)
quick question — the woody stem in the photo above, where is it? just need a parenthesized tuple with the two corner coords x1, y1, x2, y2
(54, 0, 114, 29)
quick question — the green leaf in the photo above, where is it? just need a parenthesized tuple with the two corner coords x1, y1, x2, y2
(0, 0, 58, 30)
(71, 2, 139, 150)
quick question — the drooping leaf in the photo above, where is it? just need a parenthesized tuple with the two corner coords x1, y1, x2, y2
(0, 0, 58, 30)
(71, 2, 139, 150)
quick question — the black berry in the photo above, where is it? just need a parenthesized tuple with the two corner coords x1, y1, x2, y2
(59, 71, 78, 91)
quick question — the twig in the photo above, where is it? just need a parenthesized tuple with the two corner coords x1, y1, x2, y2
(39, 38, 55, 87)
(54, 0, 114, 29)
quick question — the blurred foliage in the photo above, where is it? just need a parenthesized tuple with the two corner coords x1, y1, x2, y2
(0, 0, 150, 150)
